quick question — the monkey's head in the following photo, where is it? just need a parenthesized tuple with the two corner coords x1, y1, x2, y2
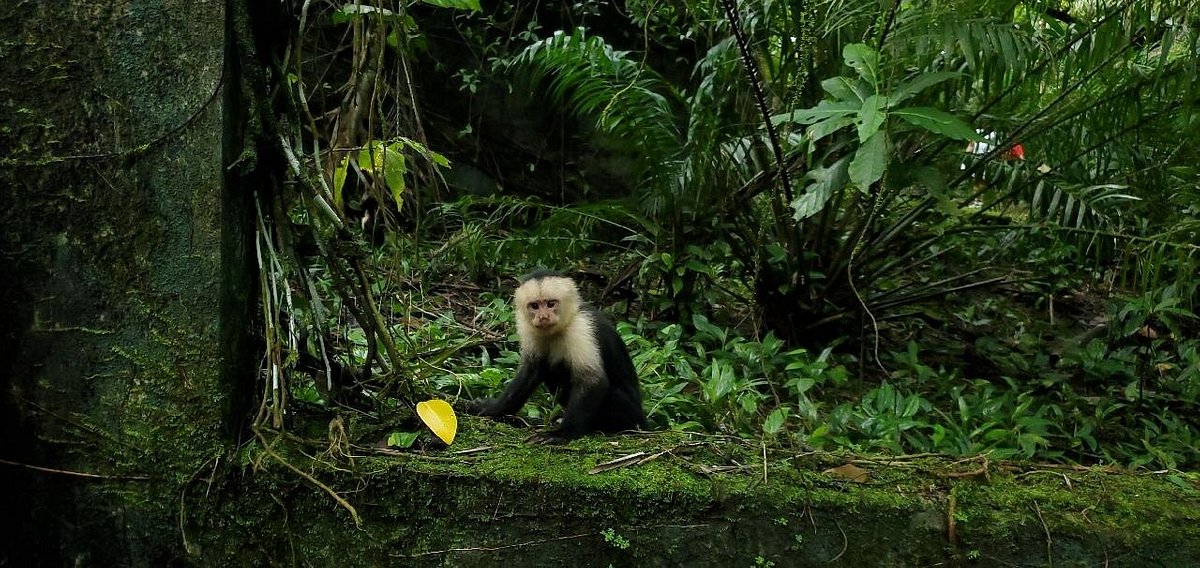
(514, 273, 580, 338)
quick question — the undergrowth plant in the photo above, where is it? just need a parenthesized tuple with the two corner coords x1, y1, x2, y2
(261, 0, 1200, 473)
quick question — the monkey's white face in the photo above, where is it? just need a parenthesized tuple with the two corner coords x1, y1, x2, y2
(526, 298, 561, 332)
(515, 276, 579, 338)
(514, 275, 601, 368)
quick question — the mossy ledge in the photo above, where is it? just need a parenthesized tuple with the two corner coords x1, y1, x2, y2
(190, 417, 1199, 566)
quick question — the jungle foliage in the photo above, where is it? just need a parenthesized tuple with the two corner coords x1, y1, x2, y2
(256, 0, 1200, 469)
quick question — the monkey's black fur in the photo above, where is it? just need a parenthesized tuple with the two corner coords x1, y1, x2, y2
(467, 272, 647, 444)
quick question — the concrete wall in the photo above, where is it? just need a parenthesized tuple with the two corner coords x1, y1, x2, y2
(0, 1, 242, 564)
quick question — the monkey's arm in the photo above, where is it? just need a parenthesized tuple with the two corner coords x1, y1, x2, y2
(529, 369, 607, 444)
(467, 357, 541, 417)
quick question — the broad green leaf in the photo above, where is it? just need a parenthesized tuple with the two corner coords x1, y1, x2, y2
(763, 408, 787, 435)
(893, 107, 982, 141)
(959, 26, 977, 69)
(765, 242, 787, 264)
(685, 259, 709, 274)
(691, 313, 726, 344)
(820, 76, 861, 102)
(842, 43, 880, 89)
(998, 31, 1016, 68)
(332, 155, 350, 209)
(705, 361, 736, 401)
(358, 141, 408, 212)
(1166, 474, 1191, 491)
(419, 0, 481, 10)
(1123, 381, 1139, 401)
(399, 137, 452, 167)
(791, 156, 849, 220)
(910, 166, 957, 215)
(334, 4, 397, 24)
(849, 131, 887, 191)
(856, 94, 887, 143)
(788, 377, 816, 395)
(357, 146, 374, 172)
(387, 431, 420, 448)
(1157, 27, 1175, 68)
(890, 71, 963, 105)
(808, 115, 855, 144)
(381, 144, 407, 211)
(772, 100, 859, 126)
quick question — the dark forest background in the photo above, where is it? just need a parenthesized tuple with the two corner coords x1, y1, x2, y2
(260, 0, 1199, 469)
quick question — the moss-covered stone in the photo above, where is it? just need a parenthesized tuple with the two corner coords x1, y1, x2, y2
(189, 417, 1200, 566)
(0, 1, 234, 565)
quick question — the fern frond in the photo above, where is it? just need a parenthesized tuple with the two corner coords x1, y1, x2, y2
(511, 28, 684, 157)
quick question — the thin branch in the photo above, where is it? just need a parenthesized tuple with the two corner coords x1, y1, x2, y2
(0, 458, 151, 481)
(1032, 500, 1053, 564)
(827, 517, 849, 563)
(407, 532, 595, 557)
(718, 0, 796, 215)
(947, 491, 957, 544)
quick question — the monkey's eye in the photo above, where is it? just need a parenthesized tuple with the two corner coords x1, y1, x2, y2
(546, 300, 558, 308)
(528, 301, 540, 310)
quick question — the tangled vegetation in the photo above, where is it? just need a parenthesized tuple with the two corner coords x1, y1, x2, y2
(254, 0, 1199, 470)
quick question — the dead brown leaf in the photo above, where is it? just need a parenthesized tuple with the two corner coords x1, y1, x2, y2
(824, 463, 870, 483)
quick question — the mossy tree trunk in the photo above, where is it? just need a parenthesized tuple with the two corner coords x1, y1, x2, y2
(0, 1, 255, 564)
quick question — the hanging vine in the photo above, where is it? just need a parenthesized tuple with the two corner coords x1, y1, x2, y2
(252, 0, 463, 430)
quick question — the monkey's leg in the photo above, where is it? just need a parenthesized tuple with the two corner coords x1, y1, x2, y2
(594, 387, 647, 432)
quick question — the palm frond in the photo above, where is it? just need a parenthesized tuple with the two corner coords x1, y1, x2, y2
(511, 28, 683, 157)
(1028, 181, 1139, 228)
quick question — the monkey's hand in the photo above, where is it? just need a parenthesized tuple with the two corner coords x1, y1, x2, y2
(526, 430, 574, 445)
(462, 397, 499, 416)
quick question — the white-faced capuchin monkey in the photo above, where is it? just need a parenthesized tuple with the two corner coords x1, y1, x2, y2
(466, 270, 647, 444)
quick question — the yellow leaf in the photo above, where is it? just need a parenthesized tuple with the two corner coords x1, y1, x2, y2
(416, 399, 457, 445)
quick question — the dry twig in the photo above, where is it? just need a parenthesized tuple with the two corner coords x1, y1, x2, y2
(0, 458, 150, 481)
(1032, 500, 1053, 564)
(406, 532, 595, 557)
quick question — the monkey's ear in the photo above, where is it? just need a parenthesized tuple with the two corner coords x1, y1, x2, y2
(517, 269, 543, 283)
(518, 268, 565, 283)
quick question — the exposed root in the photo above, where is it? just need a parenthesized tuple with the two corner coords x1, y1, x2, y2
(255, 428, 362, 528)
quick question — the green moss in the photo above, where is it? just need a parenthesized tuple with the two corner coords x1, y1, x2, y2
(955, 468, 1200, 548)
(183, 418, 1199, 566)
(2, 0, 232, 564)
